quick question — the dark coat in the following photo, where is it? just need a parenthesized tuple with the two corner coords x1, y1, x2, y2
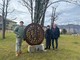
(51, 27, 60, 39)
(45, 28, 52, 39)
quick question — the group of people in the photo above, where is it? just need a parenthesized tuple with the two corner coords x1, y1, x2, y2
(45, 24, 60, 50)
(14, 21, 60, 57)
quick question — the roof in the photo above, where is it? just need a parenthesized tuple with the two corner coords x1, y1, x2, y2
(6, 19, 17, 23)
(0, 15, 17, 23)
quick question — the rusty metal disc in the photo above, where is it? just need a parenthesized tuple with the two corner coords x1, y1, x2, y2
(24, 23, 44, 45)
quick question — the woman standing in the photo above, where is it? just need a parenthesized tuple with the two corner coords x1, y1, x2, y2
(45, 25, 52, 50)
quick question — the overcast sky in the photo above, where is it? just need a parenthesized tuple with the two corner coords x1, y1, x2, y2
(0, 0, 80, 26)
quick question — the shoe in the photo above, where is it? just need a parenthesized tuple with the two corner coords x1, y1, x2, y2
(45, 48, 48, 50)
(48, 48, 50, 50)
(16, 53, 20, 57)
(55, 48, 58, 50)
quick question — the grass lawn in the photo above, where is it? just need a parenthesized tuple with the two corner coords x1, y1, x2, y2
(0, 32, 80, 60)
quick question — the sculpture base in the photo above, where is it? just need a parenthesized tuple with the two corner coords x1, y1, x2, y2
(28, 44, 46, 53)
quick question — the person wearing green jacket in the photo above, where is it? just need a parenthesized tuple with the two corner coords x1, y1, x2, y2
(14, 21, 25, 57)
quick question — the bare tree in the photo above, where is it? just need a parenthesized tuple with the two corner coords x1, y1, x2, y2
(0, 0, 14, 39)
(20, 0, 50, 26)
(20, 0, 80, 26)
(51, 6, 59, 27)
(50, 0, 80, 27)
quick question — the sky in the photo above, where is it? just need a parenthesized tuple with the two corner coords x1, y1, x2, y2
(0, 0, 80, 26)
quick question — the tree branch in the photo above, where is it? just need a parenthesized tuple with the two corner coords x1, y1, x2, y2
(47, 0, 80, 8)
(5, 0, 10, 18)
(0, 8, 2, 10)
(18, 1, 31, 14)
(64, 0, 80, 6)
(7, 9, 15, 13)
(0, 3, 3, 6)
(30, 0, 33, 23)
(47, 0, 61, 8)
(22, 0, 31, 7)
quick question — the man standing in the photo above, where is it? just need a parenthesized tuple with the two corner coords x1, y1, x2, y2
(45, 25, 52, 50)
(14, 21, 25, 56)
(51, 24, 60, 49)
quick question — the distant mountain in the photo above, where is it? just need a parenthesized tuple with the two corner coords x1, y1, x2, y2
(58, 24, 80, 29)
(58, 24, 80, 34)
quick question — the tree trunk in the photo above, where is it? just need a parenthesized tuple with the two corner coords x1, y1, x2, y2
(2, 0, 6, 39)
(2, 0, 9, 39)
(41, 11, 46, 26)
(2, 18, 6, 39)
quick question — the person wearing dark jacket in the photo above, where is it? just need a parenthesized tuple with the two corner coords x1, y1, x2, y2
(45, 25, 52, 49)
(51, 24, 60, 49)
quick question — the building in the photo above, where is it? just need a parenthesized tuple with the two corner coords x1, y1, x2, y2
(0, 15, 17, 30)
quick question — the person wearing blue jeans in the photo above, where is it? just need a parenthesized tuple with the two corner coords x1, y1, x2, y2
(14, 21, 25, 56)
(51, 24, 60, 49)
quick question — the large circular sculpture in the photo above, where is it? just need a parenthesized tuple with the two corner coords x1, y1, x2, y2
(24, 23, 44, 45)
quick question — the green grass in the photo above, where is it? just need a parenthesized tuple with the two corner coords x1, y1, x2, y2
(0, 32, 80, 60)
